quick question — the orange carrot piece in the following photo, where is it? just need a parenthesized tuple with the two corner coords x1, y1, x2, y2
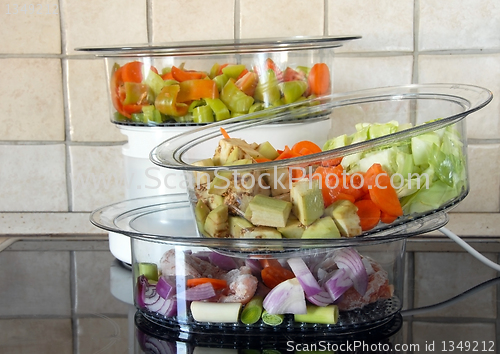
(321, 157, 343, 167)
(220, 127, 231, 139)
(171, 65, 206, 82)
(368, 171, 404, 217)
(259, 258, 282, 268)
(308, 63, 330, 96)
(355, 199, 381, 231)
(291, 141, 322, 156)
(261, 266, 295, 289)
(121, 61, 143, 83)
(380, 211, 398, 224)
(255, 157, 272, 163)
(186, 278, 228, 290)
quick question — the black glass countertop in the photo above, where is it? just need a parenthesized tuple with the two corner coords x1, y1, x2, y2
(0, 237, 498, 353)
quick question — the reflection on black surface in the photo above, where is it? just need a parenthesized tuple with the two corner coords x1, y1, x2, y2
(135, 311, 403, 353)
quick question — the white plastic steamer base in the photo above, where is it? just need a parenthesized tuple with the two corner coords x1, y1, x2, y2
(110, 125, 195, 264)
(109, 119, 332, 264)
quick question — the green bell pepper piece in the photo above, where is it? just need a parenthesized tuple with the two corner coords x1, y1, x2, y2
(209, 62, 220, 79)
(205, 98, 230, 121)
(123, 82, 148, 105)
(220, 79, 254, 114)
(154, 85, 189, 117)
(213, 74, 229, 92)
(221, 64, 246, 79)
(280, 80, 308, 104)
(193, 105, 214, 123)
(188, 100, 205, 112)
(254, 69, 281, 106)
(144, 70, 166, 98)
(142, 105, 163, 124)
(130, 113, 144, 123)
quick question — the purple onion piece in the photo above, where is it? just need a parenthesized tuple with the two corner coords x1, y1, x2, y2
(333, 248, 368, 295)
(263, 278, 307, 315)
(306, 290, 333, 307)
(184, 282, 216, 301)
(208, 252, 239, 271)
(136, 275, 149, 308)
(287, 257, 322, 297)
(324, 268, 354, 301)
(156, 276, 176, 299)
(245, 258, 263, 276)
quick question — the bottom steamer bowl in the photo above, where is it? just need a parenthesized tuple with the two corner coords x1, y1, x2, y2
(130, 219, 407, 335)
(150, 84, 492, 242)
(90, 195, 444, 335)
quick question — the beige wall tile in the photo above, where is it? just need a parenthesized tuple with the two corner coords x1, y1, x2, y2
(413, 322, 496, 349)
(61, 0, 147, 54)
(69, 145, 125, 211)
(333, 56, 413, 93)
(0, 0, 61, 54)
(240, 0, 324, 39)
(152, 0, 234, 42)
(77, 317, 129, 354)
(453, 144, 500, 213)
(67, 59, 126, 142)
(0, 58, 64, 141)
(328, 0, 414, 52)
(0, 319, 72, 354)
(418, 54, 500, 139)
(414, 252, 497, 318)
(0, 144, 68, 211)
(75, 251, 130, 314)
(419, 0, 500, 51)
(0, 251, 71, 316)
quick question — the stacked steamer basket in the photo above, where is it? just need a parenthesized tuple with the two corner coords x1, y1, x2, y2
(78, 36, 358, 264)
(86, 40, 493, 337)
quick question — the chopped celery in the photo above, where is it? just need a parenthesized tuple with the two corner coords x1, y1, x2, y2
(205, 98, 230, 121)
(193, 105, 214, 123)
(220, 79, 254, 114)
(294, 304, 338, 324)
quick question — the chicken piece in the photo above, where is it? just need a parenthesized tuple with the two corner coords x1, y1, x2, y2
(218, 266, 258, 305)
(159, 249, 225, 278)
(336, 259, 393, 311)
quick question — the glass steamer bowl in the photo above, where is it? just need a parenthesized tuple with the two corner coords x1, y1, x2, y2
(139, 83, 490, 334)
(77, 35, 360, 264)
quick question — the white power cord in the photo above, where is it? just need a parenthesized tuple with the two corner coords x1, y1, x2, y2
(439, 227, 500, 272)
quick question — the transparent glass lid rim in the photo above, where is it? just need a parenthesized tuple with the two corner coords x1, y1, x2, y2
(151, 83, 493, 171)
(74, 35, 362, 56)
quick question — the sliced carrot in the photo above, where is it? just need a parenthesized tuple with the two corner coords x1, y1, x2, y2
(261, 265, 295, 289)
(291, 141, 322, 156)
(171, 65, 207, 82)
(121, 61, 143, 83)
(340, 173, 367, 202)
(308, 63, 330, 96)
(368, 168, 403, 217)
(355, 199, 381, 231)
(255, 157, 272, 163)
(274, 146, 301, 161)
(186, 278, 228, 290)
(321, 157, 343, 167)
(380, 211, 398, 224)
(220, 127, 231, 139)
(161, 71, 174, 80)
(259, 258, 281, 268)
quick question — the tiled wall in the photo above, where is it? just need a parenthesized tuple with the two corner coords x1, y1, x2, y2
(1, 0, 500, 235)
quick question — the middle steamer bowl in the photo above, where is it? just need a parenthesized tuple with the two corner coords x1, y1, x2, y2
(150, 83, 492, 245)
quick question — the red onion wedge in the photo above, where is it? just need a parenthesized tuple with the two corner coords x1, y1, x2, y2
(324, 268, 354, 301)
(208, 252, 239, 271)
(287, 257, 322, 297)
(333, 248, 368, 295)
(184, 282, 216, 301)
(263, 278, 307, 315)
(306, 290, 333, 307)
(136, 275, 177, 317)
(156, 276, 175, 299)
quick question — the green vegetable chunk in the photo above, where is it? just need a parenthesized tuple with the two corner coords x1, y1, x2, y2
(241, 295, 264, 325)
(294, 305, 338, 324)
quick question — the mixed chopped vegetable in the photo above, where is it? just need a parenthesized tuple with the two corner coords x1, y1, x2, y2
(190, 119, 466, 239)
(110, 59, 331, 124)
(135, 247, 393, 326)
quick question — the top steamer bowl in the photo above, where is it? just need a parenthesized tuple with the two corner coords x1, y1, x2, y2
(78, 36, 359, 264)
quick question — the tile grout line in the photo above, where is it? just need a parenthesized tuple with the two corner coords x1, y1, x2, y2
(146, 0, 153, 44)
(58, 0, 73, 213)
(70, 251, 78, 354)
(323, 0, 328, 36)
(234, 0, 240, 40)
(412, 0, 420, 85)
